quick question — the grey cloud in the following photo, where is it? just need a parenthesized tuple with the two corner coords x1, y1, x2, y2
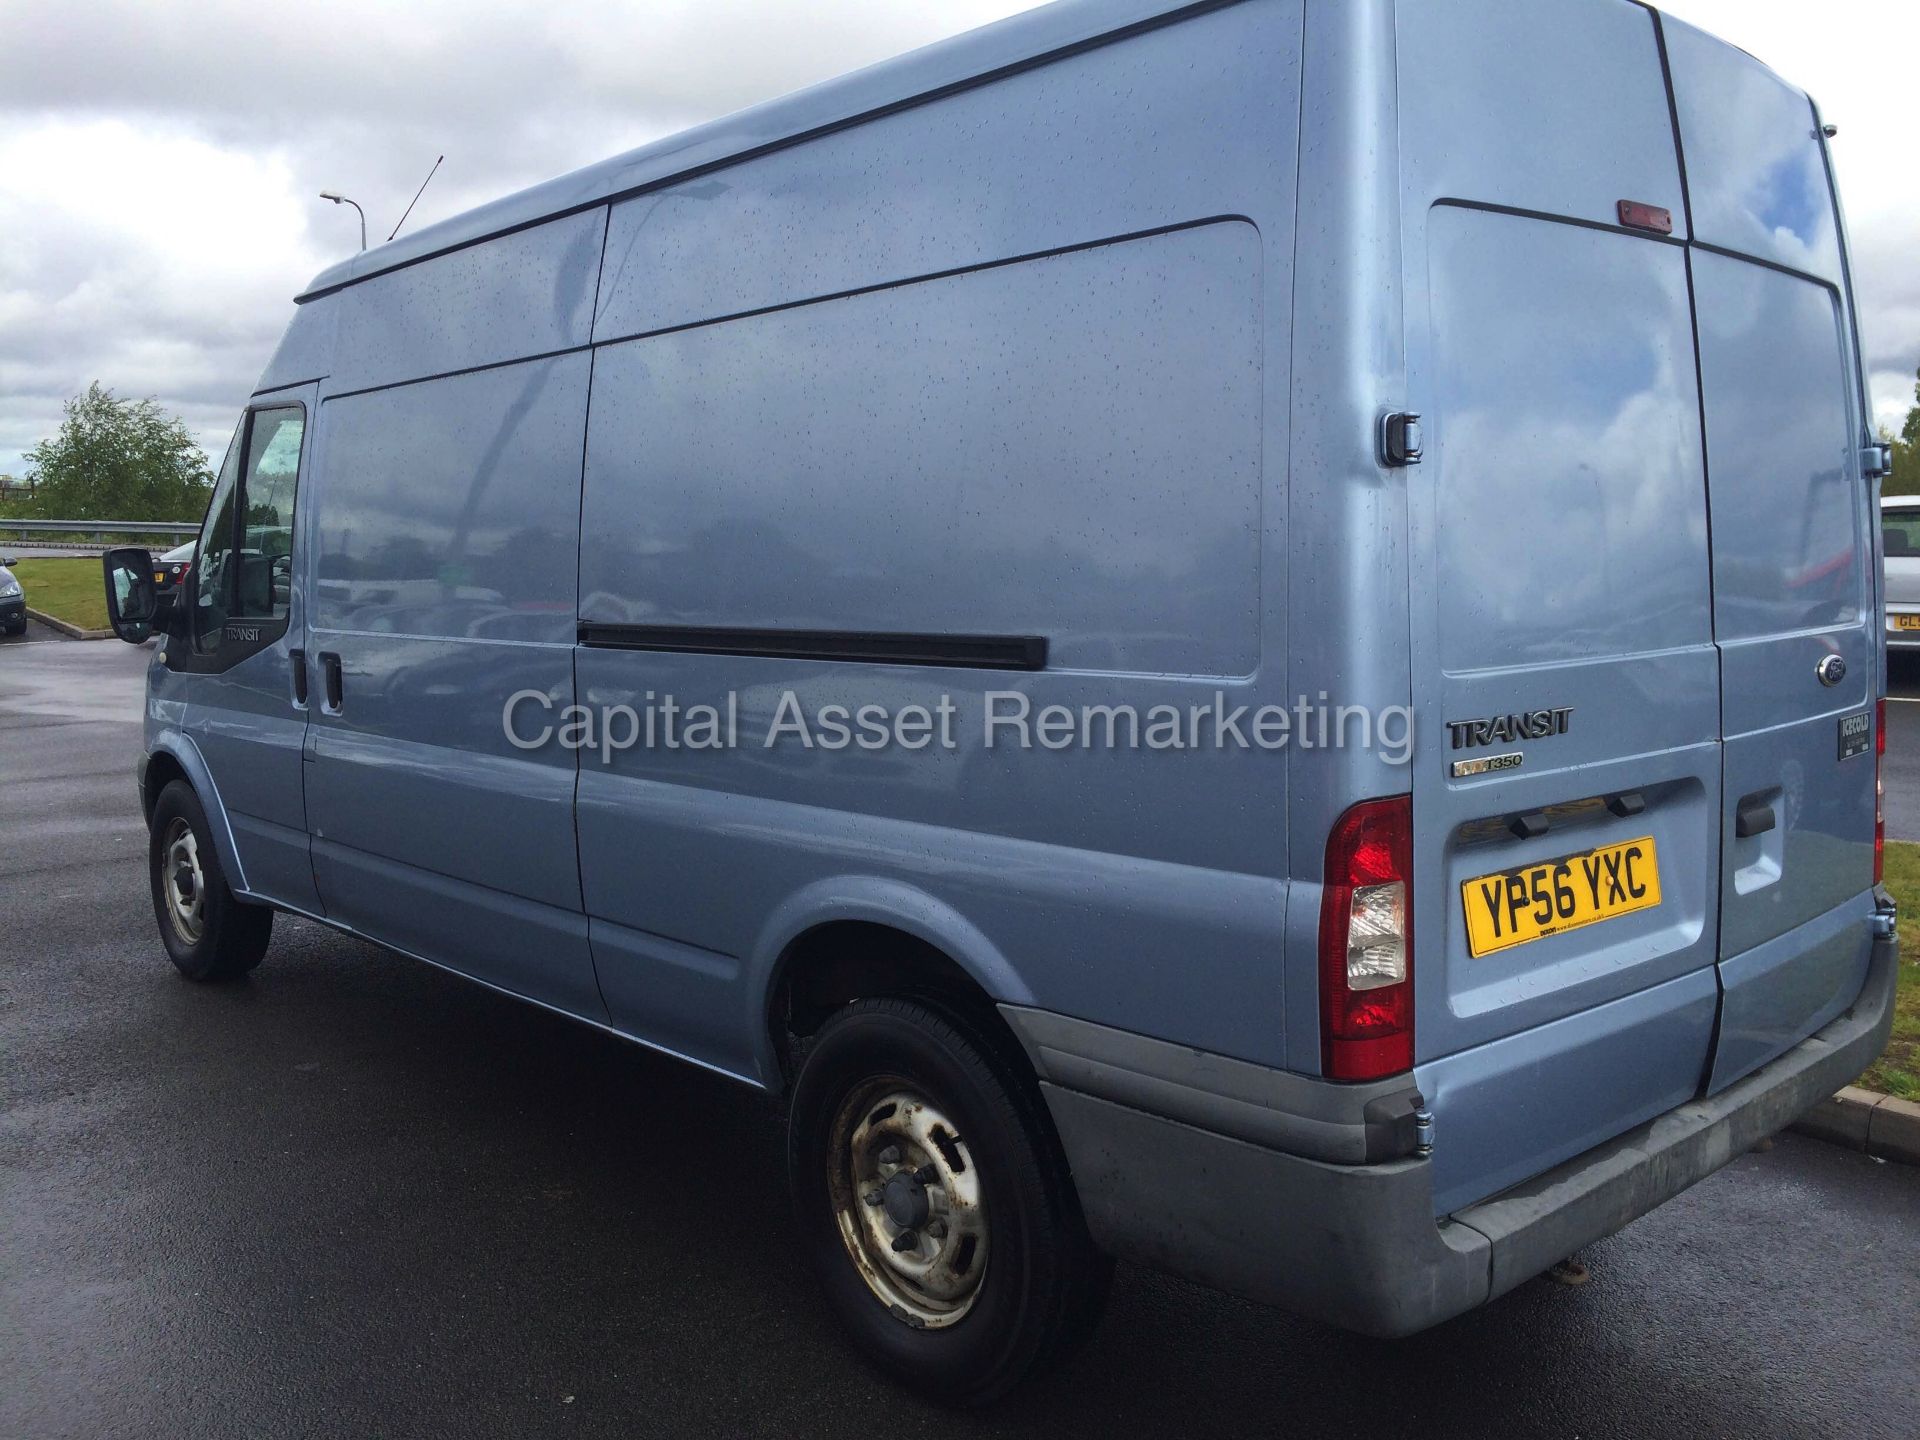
(0, 0, 942, 119)
(1853, 228, 1920, 425)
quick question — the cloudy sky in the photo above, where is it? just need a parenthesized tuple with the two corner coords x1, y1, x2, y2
(0, 0, 1913, 476)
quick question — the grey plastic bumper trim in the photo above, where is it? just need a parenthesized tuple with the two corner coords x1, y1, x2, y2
(1032, 923, 1898, 1337)
(998, 1005, 1423, 1164)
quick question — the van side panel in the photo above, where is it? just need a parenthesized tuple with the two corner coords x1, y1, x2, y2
(329, 211, 605, 395)
(593, 9, 1291, 347)
(304, 350, 602, 1020)
(583, 224, 1262, 676)
(575, 0, 1305, 1075)
(255, 297, 337, 395)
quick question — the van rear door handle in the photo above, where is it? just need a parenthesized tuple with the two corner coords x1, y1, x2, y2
(319, 652, 343, 713)
(289, 648, 309, 707)
(1734, 795, 1776, 839)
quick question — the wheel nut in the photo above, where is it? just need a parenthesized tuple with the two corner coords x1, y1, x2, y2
(891, 1230, 919, 1252)
(926, 1219, 948, 1240)
(862, 1189, 883, 1207)
(914, 1164, 939, 1185)
(878, 1145, 901, 1166)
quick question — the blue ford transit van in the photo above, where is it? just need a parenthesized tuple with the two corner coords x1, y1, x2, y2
(101, 0, 1898, 1402)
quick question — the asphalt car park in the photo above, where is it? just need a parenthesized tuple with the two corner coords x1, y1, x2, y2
(0, 615, 68, 646)
(2, 638, 1916, 1439)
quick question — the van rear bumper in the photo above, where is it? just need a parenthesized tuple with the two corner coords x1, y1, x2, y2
(1003, 906, 1898, 1338)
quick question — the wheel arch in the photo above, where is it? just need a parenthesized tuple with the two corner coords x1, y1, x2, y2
(142, 734, 251, 896)
(751, 877, 1035, 1093)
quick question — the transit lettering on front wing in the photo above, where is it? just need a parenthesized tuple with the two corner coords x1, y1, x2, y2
(1462, 837, 1663, 958)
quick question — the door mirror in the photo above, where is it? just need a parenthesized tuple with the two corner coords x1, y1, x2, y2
(102, 546, 158, 643)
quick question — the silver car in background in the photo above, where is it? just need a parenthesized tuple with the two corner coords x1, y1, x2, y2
(0, 558, 24, 635)
(1884, 496, 1920, 652)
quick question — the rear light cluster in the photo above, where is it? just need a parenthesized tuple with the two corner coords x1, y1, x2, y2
(1875, 696, 1886, 885)
(1319, 796, 1414, 1081)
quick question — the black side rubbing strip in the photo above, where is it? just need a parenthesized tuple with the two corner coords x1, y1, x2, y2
(578, 623, 1047, 672)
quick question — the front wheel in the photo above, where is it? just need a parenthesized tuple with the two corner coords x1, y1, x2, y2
(148, 780, 272, 981)
(787, 996, 1111, 1404)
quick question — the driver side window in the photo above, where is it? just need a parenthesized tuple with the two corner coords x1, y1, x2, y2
(191, 405, 305, 658)
(192, 423, 243, 654)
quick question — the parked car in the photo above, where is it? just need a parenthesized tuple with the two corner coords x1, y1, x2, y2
(153, 540, 195, 592)
(96, 0, 1896, 1404)
(0, 557, 24, 635)
(1882, 495, 1920, 652)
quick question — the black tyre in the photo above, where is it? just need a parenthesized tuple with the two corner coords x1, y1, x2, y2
(148, 779, 273, 981)
(787, 996, 1111, 1404)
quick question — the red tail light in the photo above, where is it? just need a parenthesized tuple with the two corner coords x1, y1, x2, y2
(1875, 697, 1885, 884)
(1319, 795, 1414, 1081)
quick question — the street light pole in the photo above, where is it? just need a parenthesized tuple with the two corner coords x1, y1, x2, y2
(318, 191, 367, 251)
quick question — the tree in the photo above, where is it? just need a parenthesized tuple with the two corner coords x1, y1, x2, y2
(1887, 363, 1920, 500)
(17, 383, 212, 521)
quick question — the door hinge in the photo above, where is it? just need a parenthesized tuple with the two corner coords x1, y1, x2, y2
(1862, 441, 1893, 480)
(1414, 1108, 1435, 1155)
(1380, 411, 1424, 468)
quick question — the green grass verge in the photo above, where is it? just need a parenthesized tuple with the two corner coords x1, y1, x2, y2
(1862, 841, 1920, 1101)
(10, 557, 110, 632)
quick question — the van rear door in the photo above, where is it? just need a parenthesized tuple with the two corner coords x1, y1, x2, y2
(1394, 0, 1722, 1212)
(1661, 16, 1879, 1092)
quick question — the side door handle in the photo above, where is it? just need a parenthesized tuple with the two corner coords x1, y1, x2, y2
(1735, 795, 1776, 839)
(289, 649, 309, 707)
(319, 652, 344, 713)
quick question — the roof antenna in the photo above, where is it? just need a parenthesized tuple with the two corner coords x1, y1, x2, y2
(388, 155, 444, 242)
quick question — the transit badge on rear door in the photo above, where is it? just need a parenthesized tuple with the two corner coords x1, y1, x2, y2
(1445, 706, 1573, 778)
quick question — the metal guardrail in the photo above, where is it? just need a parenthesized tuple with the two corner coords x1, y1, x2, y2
(0, 519, 199, 537)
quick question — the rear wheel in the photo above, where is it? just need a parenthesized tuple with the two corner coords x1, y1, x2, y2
(148, 780, 272, 981)
(787, 996, 1110, 1403)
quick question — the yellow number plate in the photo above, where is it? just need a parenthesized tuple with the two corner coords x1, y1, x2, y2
(1462, 837, 1661, 957)
(1894, 614, 1920, 632)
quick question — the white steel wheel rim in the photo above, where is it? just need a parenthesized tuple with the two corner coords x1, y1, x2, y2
(162, 817, 206, 945)
(828, 1079, 989, 1329)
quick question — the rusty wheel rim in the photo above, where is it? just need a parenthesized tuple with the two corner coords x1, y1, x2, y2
(827, 1078, 988, 1328)
(161, 817, 206, 946)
